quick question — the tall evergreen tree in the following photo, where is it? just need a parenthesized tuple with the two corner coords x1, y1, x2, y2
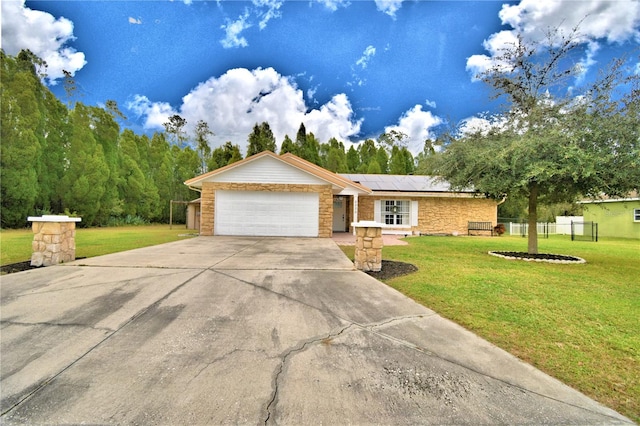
(346, 145, 360, 172)
(194, 120, 213, 173)
(322, 137, 348, 172)
(163, 114, 188, 146)
(367, 159, 382, 174)
(247, 121, 276, 156)
(376, 146, 390, 174)
(280, 135, 296, 155)
(0, 51, 43, 227)
(60, 103, 109, 226)
(149, 132, 174, 222)
(295, 122, 307, 150)
(85, 105, 121, 223)
(209, 141, 244, 170)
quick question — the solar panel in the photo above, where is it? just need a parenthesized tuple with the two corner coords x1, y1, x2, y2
(340, 174, 459, 192)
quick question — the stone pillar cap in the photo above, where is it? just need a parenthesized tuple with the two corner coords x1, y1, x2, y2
(351, 220, 384, 227)
(28, 215, 82, 222)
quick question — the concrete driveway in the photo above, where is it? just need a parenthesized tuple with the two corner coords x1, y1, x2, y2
(0, 237, 631, 425)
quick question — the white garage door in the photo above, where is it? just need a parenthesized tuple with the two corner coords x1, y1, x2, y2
(215, 190, 319, 237)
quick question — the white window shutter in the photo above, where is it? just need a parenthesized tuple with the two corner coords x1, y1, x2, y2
(374, 200, 381, 223)
(411, 201, 418, 226)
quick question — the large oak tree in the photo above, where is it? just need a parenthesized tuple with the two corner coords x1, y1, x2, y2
(435, 28, 639, 254)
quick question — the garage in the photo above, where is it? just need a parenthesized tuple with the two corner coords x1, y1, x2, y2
(215, 190, 319, 237)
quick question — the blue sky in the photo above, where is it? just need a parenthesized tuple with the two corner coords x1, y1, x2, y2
(2, 0, 639, 154)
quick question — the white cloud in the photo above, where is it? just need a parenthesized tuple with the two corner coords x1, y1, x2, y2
(467, 0, 640, 81)
(128, 68, 362, 153)
(384, 105, 443, 155)
(129, 17, 142, 25)
(252, 0, 283, 30)
(425, 99, 437, 109)
(466, 30, 519, 79)
(221, 10, 251, 48)
(375, 0, 404, 18)
(304, 94, 363, 143)
(356, 45, 376, 69)
(0, 0, 87, 84)
(500, 0, 640, 44)
(314, 0, 350, 12)
(127, 95, 177, 130)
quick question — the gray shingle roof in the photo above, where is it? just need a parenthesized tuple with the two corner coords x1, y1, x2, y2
(339, 174, 471, 193)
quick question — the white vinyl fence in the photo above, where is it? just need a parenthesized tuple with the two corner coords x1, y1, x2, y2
(508, 216, 584, 236)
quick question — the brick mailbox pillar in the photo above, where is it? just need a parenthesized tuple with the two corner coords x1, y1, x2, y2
(27, 215, 82, 267)
(352, 221, 384, 272)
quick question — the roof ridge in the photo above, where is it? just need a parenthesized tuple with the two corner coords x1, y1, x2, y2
(280, 153, 371, 193)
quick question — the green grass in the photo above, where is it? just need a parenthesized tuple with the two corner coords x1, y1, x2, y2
(1, 225, 196, 266)
(341, 235, 639, 422)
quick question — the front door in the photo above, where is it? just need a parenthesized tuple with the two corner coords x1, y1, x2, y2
(333, 197, 346, 232)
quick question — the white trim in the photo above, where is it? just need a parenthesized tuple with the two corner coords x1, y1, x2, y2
(352, 194, 359, 235)
(374, 200, 381, 223)
(579, 197, 640, 204)
(370, 191, 480, 198)
(411, 201, 418, 227)
(634, 208, 640, 222)
(28, 215, 81, 223)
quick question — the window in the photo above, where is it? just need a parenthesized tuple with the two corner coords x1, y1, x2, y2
(634, 209, 640, 222)
(383, 200, 410, 225)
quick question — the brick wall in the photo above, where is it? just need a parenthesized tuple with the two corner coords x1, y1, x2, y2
(200, 182, 333, 237)
(357, 195, 497, 235)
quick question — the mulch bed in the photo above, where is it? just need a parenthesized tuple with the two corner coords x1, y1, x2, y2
(1, 257, 89, 275)
(0, 261, 41, 275)
(489, 251, 586, 264)
(366, 260, 418, 280)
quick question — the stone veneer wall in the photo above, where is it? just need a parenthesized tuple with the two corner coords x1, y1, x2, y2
(199, 182, 334, 237)
(31, 222, 77, 266)
(353, 225, 382, 271)
(357, 196, 497, 235)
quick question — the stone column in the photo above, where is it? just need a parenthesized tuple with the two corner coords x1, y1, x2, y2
(27, 215, 82, 267)
(352, 221, 383, 272)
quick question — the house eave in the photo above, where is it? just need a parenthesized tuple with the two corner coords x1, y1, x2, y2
(367, 191, 485, 199)
(579, 197, 640, 204)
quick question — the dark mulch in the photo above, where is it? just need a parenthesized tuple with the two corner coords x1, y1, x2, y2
(489, 251, 585, 263)
(0, 261, 41, 275)
(1, 258, 88, 275)
(366, 260, 418, 280)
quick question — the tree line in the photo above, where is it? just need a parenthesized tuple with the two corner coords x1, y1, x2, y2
(1, 50, 421, 228)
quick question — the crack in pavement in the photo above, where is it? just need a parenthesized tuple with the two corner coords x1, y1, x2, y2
(207, 270, 615, 420)
(263, 324, 356, 425)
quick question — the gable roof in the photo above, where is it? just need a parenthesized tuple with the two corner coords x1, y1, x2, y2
(280, 153, 371, 194)
(340, 174, 471, 193)
(184, 151, 371, 194)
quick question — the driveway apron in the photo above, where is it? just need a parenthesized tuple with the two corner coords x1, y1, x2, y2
(0, 236, 632, 425)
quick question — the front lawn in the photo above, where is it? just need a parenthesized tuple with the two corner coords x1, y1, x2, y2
(341, 235, 639, 422)
(1, 225, 195, 266)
